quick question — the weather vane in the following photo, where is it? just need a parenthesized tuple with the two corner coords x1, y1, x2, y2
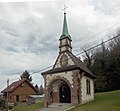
(62, 4, 68, 13)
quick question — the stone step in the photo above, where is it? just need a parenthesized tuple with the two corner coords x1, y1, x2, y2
(48, 103, 71, 108)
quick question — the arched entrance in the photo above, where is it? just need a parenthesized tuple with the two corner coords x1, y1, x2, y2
(59, 81, 71, 103)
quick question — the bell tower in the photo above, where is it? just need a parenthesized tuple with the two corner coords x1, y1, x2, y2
(59, 12, 72, 53)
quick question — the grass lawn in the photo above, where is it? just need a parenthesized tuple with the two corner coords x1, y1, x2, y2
(70, 90, 120, 111)
(13, 102, 44, 111)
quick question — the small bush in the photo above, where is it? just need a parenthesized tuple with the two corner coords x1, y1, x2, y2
(0, 98, 6, 110)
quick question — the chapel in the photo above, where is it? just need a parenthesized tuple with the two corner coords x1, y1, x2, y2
(41, 11, 96, 106)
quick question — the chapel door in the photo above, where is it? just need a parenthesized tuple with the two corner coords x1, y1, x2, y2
(59, 83, 71, 103)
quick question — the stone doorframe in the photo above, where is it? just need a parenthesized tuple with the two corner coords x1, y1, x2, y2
(46, 76, 72, 104)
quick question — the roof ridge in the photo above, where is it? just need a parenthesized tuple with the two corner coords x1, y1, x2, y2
(68, 52, 95, 77)
(1, 79, 36, 93)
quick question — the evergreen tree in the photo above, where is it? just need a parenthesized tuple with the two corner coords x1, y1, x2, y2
(107, 37, 120, 90)
(83, 34, 120, 92)
(20, 70, 32, 82)
(39, 85, 44, 95)
(92, 41, 109, 92)
(35, 84, 40, 94)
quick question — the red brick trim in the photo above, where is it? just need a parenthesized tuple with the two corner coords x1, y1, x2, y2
(79, 72, 84, 104)
(47, 75, 72, 91)
(46, 76, 72, 104)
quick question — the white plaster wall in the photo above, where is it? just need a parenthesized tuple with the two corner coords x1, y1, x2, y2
(54, 56, 61, 68)
(53, 80, 60, 92)
(67, 55, 74, 66)
(61, 39, 66, 45)
(61, 47, 66, 52)
(81, 75, 94, 104)
(54, 53, 75, 68)
(46, 71, 73, 87)
(68, 47, 72, 52)
(68, 40, 70, 45)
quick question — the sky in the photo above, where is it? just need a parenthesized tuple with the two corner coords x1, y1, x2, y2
(0, 0, 120, 91)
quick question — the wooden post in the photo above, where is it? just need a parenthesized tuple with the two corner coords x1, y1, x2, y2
(7, 78, 9, 111)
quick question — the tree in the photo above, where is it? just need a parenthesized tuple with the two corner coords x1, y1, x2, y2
(107, 37, 120, 90)
(92, 41, 109, 92)
(83, 31, 120, 92)
(35, 84, 40, 94)
(0, 98, 6, 110)
(83, 49, 93, 69)
(83, 41, 110, 92)
(20, 70, 32, 82)
(39, 85, 44, 95)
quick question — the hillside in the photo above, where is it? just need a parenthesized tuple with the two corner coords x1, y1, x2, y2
(70, 90, 120, 111)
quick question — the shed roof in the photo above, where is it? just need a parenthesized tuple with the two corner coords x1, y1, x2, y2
(29, 94, 44, 98)
(1, 79, 37, 93)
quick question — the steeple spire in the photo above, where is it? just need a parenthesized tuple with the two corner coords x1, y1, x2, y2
(62, 13, 69, 36)
(59, 7, 72, 53)
(60, 6, 71, 40)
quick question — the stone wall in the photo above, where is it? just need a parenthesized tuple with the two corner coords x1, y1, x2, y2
(81, 75, 94, 104)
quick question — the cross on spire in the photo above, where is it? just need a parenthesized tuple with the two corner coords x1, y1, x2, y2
(62, 5, 68, 14)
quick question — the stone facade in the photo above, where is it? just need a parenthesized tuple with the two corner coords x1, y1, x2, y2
(81, 75, 94, 104)
(42, 67, 95, 106)
(41, 12, 96, 106)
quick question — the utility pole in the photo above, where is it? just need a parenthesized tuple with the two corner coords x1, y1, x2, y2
(7, 78, 9, 111)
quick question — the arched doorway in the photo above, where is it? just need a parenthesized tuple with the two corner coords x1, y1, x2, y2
(59, 81, 71, 103)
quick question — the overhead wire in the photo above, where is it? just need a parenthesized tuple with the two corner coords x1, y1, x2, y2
(84, 23, 120, 41)
(25, 23, 120, 74)
(30, 34, 120, 74)
(0, 81, 7, 90)
(0, 33, 120, 90)
(1, 22, 120, 87)
(76, 24, 120, 53)
(29, 22, 120, 74)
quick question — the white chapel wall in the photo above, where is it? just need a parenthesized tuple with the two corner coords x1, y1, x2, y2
(46, 71, 73, 87)
(61, 39, 66, 45)
(61, 47, 66, 52)
(54, 52, 75, 68)
(53, 80, 61, 92)
(81, 75, 94, 104)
